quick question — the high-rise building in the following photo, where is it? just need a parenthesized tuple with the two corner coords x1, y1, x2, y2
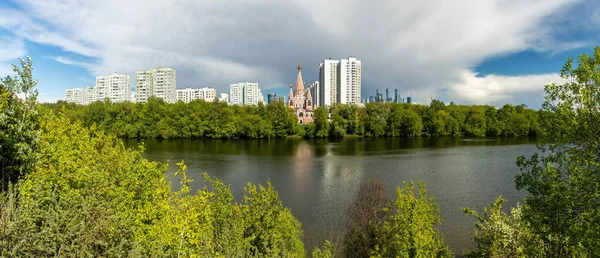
(93, 73, 131, 103)
(65, 88, 87, 105)
(407, 96, 412, 104)
(385, 88, 390, 102)
(229, 82, 264, 105)
(135, 67, 177, 103)
(218, 93, 229, 103)
(267, 93, 285, 104)
(319, 57, 362, 105)
(394, 89, 399, 103)
(85, 86, 96, 104)
(176, 87, 216, 103)
(67, 73, 131, 104)
(318, 59, 339, 106)
(310, 81, 320, 107)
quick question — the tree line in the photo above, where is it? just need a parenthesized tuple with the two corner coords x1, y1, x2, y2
(42, 96, 540, 140)
(3, 47, 600, 257)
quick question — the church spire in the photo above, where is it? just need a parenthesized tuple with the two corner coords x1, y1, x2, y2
(295, 62, 304, 92)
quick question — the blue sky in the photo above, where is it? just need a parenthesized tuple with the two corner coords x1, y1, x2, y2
(1, 0, 600, 108)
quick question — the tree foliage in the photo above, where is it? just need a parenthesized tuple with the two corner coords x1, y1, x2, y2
(463, 196, 541, 258)
(343, 180, 452, 258)
(0, 113, 305, 257)
(0, 57, 40, 190)
(41, 98, 539, 139)
(514, 47, 600, 257)
(371, 182, 452, 258)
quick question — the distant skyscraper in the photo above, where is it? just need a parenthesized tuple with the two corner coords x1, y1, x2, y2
(267, 93, 285, 104)
(385, 88, 390, 102)
(135, 67, 177, 103)
(407, 96, 412, 104)
(229, 82, 263, 105)
(394, 89, 399, 103)
(176, 87, 216, 103)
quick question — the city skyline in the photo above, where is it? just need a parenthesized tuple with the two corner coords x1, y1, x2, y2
(2, 1, 600, 108)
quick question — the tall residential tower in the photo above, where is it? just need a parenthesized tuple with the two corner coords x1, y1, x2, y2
(318, 56, 361, 106)
(135, 67, 177, 103)
(229, 82, 264, 105)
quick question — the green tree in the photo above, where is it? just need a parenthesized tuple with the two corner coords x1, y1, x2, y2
(0, 57, 40, 190)
(372, 182, 452, 258)
(515, 47, 600, 256)
(463, 196, 541, 258)
(314, 106, 330, 138)
(312, 240, 338, 258)
(364, 103, 389, 137)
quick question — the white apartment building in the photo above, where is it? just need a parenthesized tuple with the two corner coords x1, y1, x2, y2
(318, 59, 339, 106)
(318, 57, 362, 106)
(176, 87, 216, 103)
(310, 81, 320, 107)
(66, 73, 131, 105)
(65, 88, 87, 105)
(85, 86, 96, 104)
(339, 57, 361, 104)
(218, 93, 229, 103)
(93, 73, 131, 103)
(229, 82, 264, 105)
(136, 67, 177, 103)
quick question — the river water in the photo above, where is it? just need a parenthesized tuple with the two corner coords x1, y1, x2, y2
(124, 137, 537, 255)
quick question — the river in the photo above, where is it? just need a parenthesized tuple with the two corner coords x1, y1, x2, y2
(124, 137, 537, 255)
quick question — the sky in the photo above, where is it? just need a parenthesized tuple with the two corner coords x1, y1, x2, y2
(1, 0, 600, 108)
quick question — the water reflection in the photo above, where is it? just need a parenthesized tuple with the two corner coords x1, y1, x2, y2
(123, 137, 536, 254)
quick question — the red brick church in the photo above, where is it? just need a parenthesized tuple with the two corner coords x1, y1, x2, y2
(288, 64, 314, 124)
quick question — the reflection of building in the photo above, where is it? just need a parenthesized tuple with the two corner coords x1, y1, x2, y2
(287, 64, 314, 124)
(291, 142, 313, 202)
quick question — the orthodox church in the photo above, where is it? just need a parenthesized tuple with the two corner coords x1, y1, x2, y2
(288, 64, 314, 124)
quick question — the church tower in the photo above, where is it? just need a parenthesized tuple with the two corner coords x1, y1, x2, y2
(287, 63, 314, 124)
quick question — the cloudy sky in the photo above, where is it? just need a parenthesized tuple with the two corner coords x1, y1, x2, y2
(1, 0, 599, 107)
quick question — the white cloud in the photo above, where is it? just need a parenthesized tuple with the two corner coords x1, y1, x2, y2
(444, 71, 566, 107)
(50, 56, 95, 69)
(0, 36, 26, 62)
(0, 0, 591, 105)
(0, 36, 27, 78)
